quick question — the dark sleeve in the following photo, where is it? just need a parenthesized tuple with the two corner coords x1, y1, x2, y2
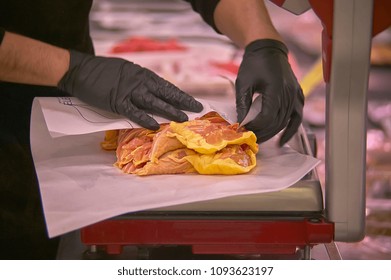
(183, 0, 221, 33)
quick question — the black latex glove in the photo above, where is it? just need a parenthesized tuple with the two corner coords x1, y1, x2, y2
(235, 39, 304, 146)
(58, 50, 203, 130)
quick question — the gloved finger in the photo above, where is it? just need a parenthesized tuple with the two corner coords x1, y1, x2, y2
(279, 110, 302, 146)
(248, 95, 292, 143)
(251, 112, 288, 143)
(235, 87, 254, 123)
(136, 92, 190, 123)
(253, 130, 276, 143)
(244, 88, 282, 131)
(118, 100, 160, 130)
(278, 86, 304, 146)
(160, 83, 203, 112)
(255, 118, 287, 143)
(146, 73, 203, 112)
(246, 113, 282, 143)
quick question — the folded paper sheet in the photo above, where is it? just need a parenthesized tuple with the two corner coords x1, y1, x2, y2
(30, 97, 320, 238)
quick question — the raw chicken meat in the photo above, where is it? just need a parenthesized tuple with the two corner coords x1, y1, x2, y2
(101, 112, 258, 176)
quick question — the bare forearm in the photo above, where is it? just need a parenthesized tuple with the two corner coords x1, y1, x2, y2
(0, 31, 69, 86)
(214, 0, 283, 48)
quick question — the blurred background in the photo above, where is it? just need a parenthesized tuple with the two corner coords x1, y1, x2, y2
(87, 0, 391, 259)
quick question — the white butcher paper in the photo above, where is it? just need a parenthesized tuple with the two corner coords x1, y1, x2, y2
(30, 97, 320, 238)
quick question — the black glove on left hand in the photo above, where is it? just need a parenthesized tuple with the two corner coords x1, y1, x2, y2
(58, 50, 203, 130)
(235, 39, 304, 146)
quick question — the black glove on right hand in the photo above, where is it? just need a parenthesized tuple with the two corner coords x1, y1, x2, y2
(58, 50, 203, 130)
(235, 39, 304, 146)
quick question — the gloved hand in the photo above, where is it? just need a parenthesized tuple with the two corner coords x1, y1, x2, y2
(58, 50, 203, 130)
(235, 39, 304, 146)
